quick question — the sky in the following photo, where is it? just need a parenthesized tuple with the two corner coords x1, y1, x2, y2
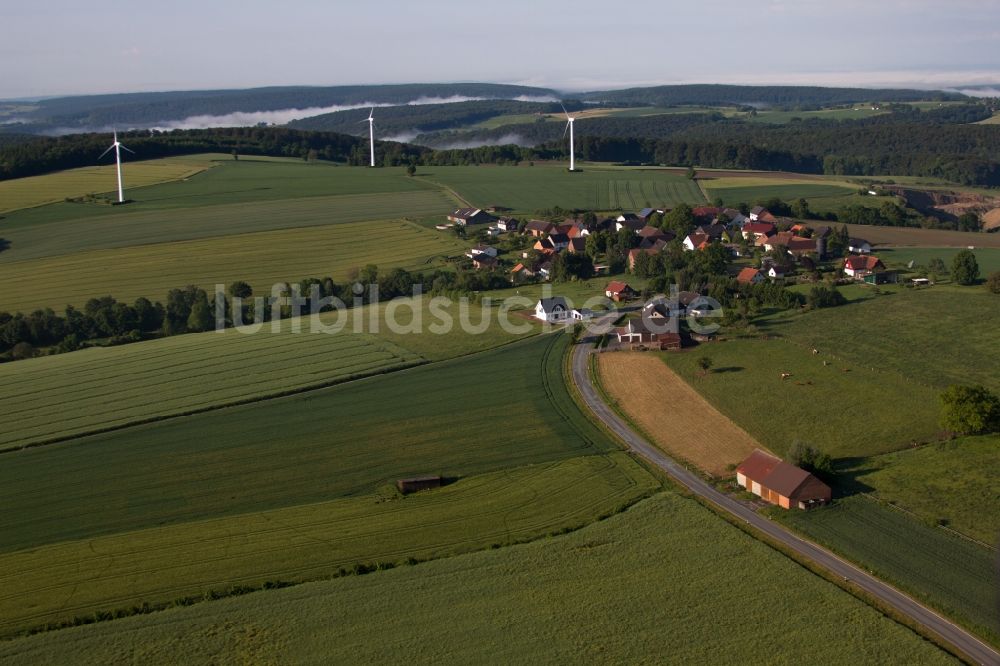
(2, 0, 999, 99)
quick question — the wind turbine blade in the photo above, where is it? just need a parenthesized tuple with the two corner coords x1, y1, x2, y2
(562, 121, 570, 138)
(98, 144, 115, 159)
(560, 102, 569, 118)
(119, 144, 135, 154)
(368, 106, 374, 120)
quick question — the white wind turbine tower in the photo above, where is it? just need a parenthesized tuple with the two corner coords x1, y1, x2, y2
(360, 107, 375, 167)
(98, 131, 134, 203)
(561, 103, 576, 172)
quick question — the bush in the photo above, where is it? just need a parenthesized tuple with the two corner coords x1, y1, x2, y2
(787, 441, 834, 478)
(806, 285, 847, 309)
(939, 384, 1000, 435)
(951, 249, 980, 285)
(986, 271, 1000, 294)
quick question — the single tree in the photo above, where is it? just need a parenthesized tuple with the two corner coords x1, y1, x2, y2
(940, 384, 1000, 435)
(406, 164, 417, 177)
(951, 249, 980, 285)
(697, 356, 713, 376)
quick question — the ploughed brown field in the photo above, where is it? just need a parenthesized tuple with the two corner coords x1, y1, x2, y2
(597, 352, 765, 476)
(841, 223, 1000, 248)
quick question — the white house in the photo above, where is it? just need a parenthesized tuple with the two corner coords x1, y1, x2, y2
(767, 265, 788, 279)
(571, 308, 594, 321)
(468, 244, 498, 258)
(535, 297, 569, 322)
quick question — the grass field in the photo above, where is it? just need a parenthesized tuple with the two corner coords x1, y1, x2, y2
(0, 154, 220, 214)
(0, 299, 537, 448)
(420, 165, 706, 212)
(701, 178, 858, 207)
(659, 338, 940, 458)
(0, 453, 657, 636)
(876, 247, 1000, 275)
(0, 218, 464, 313)
(760, 288, 1000, 392)
(840, 224, 1000, 249)
(838, 435, 1000, 544)
(0, 493, 956, 665)
(749, 107, 888, 124)
(597, 352, 764, 475)
(0, 334, 614, 553)
(779, 495, 999, 644)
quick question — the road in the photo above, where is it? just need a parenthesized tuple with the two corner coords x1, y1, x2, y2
(570, 315, 1000, 666)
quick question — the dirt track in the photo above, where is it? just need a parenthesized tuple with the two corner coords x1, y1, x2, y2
(597, 352, 765, 476)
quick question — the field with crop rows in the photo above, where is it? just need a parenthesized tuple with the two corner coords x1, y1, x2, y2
(779, 495, 999, 644)
(838, 435, 1000, 544)
(598, 352, 763, 475)
(0, 297, 538, 448)
(0, 453, 657, 637)
(0, 335, 612, 552)
(0, 493, 956, 665)
(422, 165, 706, 212)
(660, 338, 939, 458)
(0, 218, 464, 313)
(0, 154, 220, 214)
(701, 179, 857, 206)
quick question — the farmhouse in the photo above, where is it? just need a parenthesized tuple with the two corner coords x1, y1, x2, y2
(397, 476, 443, 494)
(767, 265, 788, 279)
(736, 450, 831, 510)
(548, 233, 570, 251)
(571, 308, 594, 321)
(447, 207, 495, 226)
(606, 281, 636, 301)
(471, 254, 498, 270)
(534, 296, 569, 322)
(742, 222, 775, 241)
(614, 319, 660, 345)
(843, 255, 885, 279)
(468, 244, 498, 258)
(567, 237, 587, 254)
(736, 267, 765, 285)
(496, 216, 519, 233)
(683, 232, 711, 252)
(616, 218, 646, 234)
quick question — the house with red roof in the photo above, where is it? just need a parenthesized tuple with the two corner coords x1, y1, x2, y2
(605, 281, 636, 302)
(736, 450, 831, 510)
(736, 267, 765, 285)
(742, 222, 776, 241)
(843, 255, 885, 279)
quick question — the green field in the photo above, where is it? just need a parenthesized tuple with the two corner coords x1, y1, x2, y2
(0, 334, 614, 553)
(658, 338, 939, 458)
(761, 288, 1000, 391)
(0, 298, 537, 448)
(0, 453, 657, 636)
(0, 493, 955, 665)
(877, 247, 1000, 276)
(420, 165, 706, 212)
(779, 495, 999, 644)
(0, 169, 454, 263)
(749, 107, 889, 124)
(838, 435, 1000, 544)
(0, 218, 464, 313)
(0, 154, 220, 214)
(701, 179, 858, 207)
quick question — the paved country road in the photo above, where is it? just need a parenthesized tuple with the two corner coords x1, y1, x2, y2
(570, 316, 1000, 666)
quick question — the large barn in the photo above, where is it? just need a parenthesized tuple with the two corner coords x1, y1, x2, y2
(736, 450, 831, 510)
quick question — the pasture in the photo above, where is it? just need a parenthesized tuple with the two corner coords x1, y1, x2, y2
(659, 338, 940, 458)
(0, 218, 464, 313)
(838, 435, 1000, 545)
(761, 288, 1000, 392)
(840, 224, 1000, 249)
(421, 165, 706, 212)
(597, 352, 763, 475)
(876, 246, 1000, 275)
(779, 495, 999, 644)
(0, 334, 614, 553)
(0, 493, 956, 665)
(0, 453, 657, 636)
(0, 154, 220, 214)
(0, 298, 537, 448)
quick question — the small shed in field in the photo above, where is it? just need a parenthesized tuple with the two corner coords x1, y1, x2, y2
(397, 476, 443, 494)
(735, 450, 830, 510)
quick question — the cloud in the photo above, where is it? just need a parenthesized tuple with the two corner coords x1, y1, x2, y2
(431, 133, 528, 150)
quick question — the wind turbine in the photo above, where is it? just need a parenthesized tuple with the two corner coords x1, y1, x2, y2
(98, 131, 134, 203)
(561, 103, 576, 172)
(360, 107, 375, 167)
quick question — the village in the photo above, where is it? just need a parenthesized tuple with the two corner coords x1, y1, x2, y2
(440, 202, 852, 513)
